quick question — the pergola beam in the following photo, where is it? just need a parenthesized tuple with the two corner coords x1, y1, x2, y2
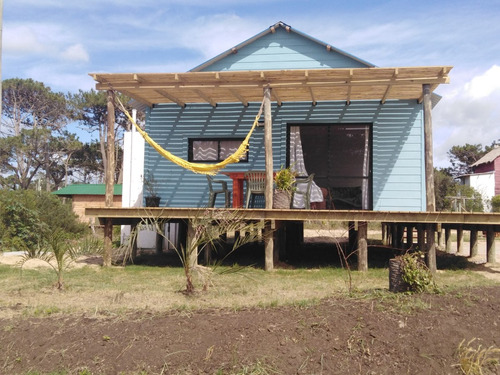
(91, 66, 452, 107)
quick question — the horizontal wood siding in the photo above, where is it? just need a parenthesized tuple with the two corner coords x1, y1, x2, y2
(495, 158, 500, 196)
(146, 100, 424, 211)
(201, 28, 368, 71)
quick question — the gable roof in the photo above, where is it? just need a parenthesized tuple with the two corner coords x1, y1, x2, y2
(53, 184, 122, 197)
(190, 21, 374, 72)
(472, 147, 500, 167)
(90, 21, 451, 107)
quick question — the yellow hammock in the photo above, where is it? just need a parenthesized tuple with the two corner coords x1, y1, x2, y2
(117, 97, 264, 175)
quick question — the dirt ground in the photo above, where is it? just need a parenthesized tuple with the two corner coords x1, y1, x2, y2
(1, 233, 500, 374)
(0, 286, 499, 374)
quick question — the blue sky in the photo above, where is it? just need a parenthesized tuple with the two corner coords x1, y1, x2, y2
(3, 0, 500, 167)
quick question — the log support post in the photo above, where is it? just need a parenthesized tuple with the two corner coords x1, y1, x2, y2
(131, 222, 138, 260)
(469, 226, 478, 258)
(103, 89, 116, 267)
(357, 221, 368, 271)
(486, 227, 496, 263)
(426, 224, 437, 273)
(264, 220, 274, 271)
(423, 84, 436, 212)
(186, 221, 198, 268)
(457, 226, 464, 255)
(445, 227, 452, 253)
(406, 225, 414, 249)
(417, 224, 425, 250)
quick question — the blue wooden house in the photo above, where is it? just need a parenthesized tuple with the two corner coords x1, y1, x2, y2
(92, 21, 451, 212)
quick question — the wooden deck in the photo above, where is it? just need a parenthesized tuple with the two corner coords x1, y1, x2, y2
(86, 207, 500, 270)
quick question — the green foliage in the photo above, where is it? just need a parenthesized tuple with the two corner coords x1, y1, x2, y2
(274, 165, 296, 193)
(491, 195, 500, 213)
(399, 251, 437, 293)
(447, 142, 499, 178)
(20, 229, 78, 289)
(445, 184, 484, 212)
(0, 189, 87, 252)
(1, 78, 78, 190)
(434, 168, 457, 211)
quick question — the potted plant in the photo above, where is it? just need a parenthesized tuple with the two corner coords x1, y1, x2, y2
(273, 165, 296, 209)
(144, 170, 161, 207)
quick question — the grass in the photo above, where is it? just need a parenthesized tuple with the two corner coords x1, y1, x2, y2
(455, 338, 500, 374)
(0, 251, 498, 319)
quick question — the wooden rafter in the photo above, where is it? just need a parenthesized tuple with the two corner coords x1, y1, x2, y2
(154, 89, 185, 108)
(90, 66, 452, 107)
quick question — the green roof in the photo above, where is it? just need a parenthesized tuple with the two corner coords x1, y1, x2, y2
(52, 184, 122, 197)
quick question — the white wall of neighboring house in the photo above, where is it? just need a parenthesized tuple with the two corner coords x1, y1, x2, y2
(463, 172, 495, 212)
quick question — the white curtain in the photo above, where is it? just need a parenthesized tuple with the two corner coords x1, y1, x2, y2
(361, 126, 370, 210)
(289, 126, 324, 208)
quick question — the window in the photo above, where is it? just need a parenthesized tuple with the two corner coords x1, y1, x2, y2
(189, 138, 248, 162)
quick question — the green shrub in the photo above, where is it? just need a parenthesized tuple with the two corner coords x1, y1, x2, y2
(491, 195, 500, 212)
(399, 251, 437, 293)
(0, 189, 88, 252)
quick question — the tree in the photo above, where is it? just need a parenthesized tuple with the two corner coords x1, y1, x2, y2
(434, 168, 456, 211)
(1, 78, 76, 190)
(70, 89, 131, 184)
(447, 142, 499, 177)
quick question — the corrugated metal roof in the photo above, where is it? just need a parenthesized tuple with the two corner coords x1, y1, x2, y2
(472, 147, 500, 167)
(52, 184, 122, 197)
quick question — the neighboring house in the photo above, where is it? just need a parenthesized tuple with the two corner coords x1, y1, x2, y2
(460, 147, 500, 211)
(53, 184, 122, 223)
(92, 21, 451, 211)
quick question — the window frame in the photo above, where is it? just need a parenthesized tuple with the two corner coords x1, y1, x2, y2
(188, 138, 248, 163)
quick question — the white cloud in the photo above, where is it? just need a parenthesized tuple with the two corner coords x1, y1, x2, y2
(60, 44, 90, 63)
(464, 65, 500, 100)
(433, 65, 500, 167)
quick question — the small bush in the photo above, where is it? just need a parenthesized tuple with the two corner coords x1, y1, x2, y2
(491, 195, 500, 212)
(399, 251, 437, 293)
(0, 189, 88, 252)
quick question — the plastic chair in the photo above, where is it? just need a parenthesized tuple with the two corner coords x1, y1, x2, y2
(206, 175, 231, 208)
(244, 171, 266, 208)
(292, 173, 315, 209)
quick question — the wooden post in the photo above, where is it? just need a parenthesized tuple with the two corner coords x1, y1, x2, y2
(486, 227, 496, 263)
(417, 224, 425, 250)
(263, 86, 273, 209)
(264, 220, 274, 271)
(131, 222, 138, 260)
(445, 227, 452, 253)
(469, 227, 478, 258)
(457, 226, 464, 255)
(436, 224, 442, 248)
(426, 224, 437, 273)
(103, 89, 116, 267)
(156, 221, 163, 253)
(406, 225, 414, 249)
(263, 86, 274, 271)
(186, 221, 198, 268)
(357, 221, 368, 271)
(423, 84, 436, 212)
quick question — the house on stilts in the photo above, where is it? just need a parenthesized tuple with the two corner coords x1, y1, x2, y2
(89, 21, 493, 271)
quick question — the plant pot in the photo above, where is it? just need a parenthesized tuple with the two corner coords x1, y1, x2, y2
(145, 196, 161, 207)
(273, 190, 292, 209)
(388, 258, 411, 293)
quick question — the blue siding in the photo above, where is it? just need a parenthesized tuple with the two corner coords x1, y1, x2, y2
(145, 100, 425, 211)
(201, 28, 368, 71)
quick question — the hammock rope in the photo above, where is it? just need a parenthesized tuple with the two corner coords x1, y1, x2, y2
(116, 96, 264, 175)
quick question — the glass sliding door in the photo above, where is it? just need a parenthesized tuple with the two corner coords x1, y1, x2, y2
(296, 124, 372, 210)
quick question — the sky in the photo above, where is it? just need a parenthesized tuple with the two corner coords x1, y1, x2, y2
(3, 0, 500, 168)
